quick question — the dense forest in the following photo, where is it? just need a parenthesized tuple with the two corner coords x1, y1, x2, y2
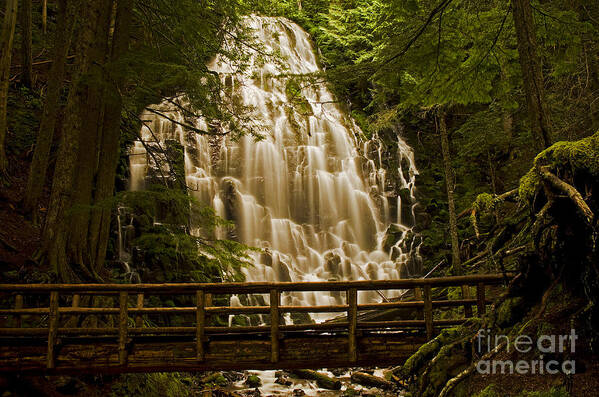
(0, 0, 598, 396)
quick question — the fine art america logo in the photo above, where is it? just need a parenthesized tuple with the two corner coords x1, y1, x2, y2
(475, 329, 577, 375)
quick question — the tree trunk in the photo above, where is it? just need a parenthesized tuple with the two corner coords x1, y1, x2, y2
(41, 0, 105, 281)
(24, 0, 76, 218)
(67, 0, 113, 272)
(512, 0, 552, 150)
(439, 108, 471, 313)
(42, 0, 48, 34)
(89, 0, 133, 271)
(19, 0, 33, 88)
(502, 110, 515, 160)
(0, 0, 19, 177)
(438, 108, 460, 270)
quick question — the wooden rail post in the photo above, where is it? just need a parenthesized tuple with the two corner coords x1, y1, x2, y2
(270, 289, 280, 363)
(135, 293, 144, 328)
(196, 290, 205, 361)
(47, 291, 59, 369)
(347, 288, 358, 363)
(422, 285, 434, 340)
(14, 294, 23, 328)
(118, 292, 128, 366)
(68, 293, 80, 327)
(476, 283, 486, 316)
(462, 285, 473, 318)
(414, 287, 422, 300)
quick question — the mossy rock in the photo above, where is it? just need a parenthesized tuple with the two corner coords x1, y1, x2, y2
(245, 374, 262, 388)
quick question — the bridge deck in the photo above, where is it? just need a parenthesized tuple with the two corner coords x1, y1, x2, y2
(0, 332, 426, 374)
(0, 274, 510, 374)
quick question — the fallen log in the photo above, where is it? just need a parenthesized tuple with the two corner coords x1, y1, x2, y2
(292, 369, 341, 390)
(350, 371, 394, 390)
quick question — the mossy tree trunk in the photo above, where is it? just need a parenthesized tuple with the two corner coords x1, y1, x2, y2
(439, 108, 471, 309)
(24, 0, 76, 218)
(19, 0, 33, 88)
(512, 0, 552, 150)
(438, 108, 460, 270)
(67, 0, 113, 273)
(41, 0, 107, 281)
(0, 0, 19, 177)
(89, 0, 133, 271)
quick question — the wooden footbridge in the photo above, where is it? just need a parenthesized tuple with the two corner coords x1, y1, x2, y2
(0, 274, 509, 375)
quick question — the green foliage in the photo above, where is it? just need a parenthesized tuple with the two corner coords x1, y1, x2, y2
(119, 185, 253, 283)
(474, 385, 571, 397)
(285, 77, 314, 115)
(472, 193, 497, 214)
(118, 0, 265, 140)
(110, 373, 194, 397)
(6, 86, 43, 155)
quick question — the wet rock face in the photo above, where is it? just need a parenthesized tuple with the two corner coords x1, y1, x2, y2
(129, 15, 422, 315)
(383, 224, 406, 253)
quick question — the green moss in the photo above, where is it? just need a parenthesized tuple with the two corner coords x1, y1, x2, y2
(245, 374, 262, 388)
(519, 387, 571, 397)
(200, 372, 228, 387)
(474, 385, 501, 397)
(474, 386, 571, 397)
(496, 296, 526, 328)
(472, 193, 496, 213)
(110, 373, 193, 397)
(519, 131, 599, 202)
(414, 342, 470, 397)
(399, 327, 463, 378)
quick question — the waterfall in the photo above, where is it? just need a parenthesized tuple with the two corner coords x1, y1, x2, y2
(128, 16, 420, 316)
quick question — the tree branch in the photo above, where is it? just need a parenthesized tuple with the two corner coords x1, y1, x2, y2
(539, 166, 594, 225)
(145, 107, 229, 136)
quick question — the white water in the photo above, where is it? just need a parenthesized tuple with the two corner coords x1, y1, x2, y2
(128, 16, 419, 320)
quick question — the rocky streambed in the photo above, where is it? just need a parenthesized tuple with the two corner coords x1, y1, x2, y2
(197, 368, 404, 397)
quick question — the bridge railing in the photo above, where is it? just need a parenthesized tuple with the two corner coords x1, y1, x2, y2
(0, 274, 510, 369)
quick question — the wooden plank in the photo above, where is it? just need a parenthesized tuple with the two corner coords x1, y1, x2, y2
(196, 290, 205, 361)
(462, 285, 473, 318)
(347, 288, 357, 363)
(0, 299, 483, 317)
(270, 289, 280, 363)
(206, 306, 269, 315)
(280, 304, 348, 313)
(0, 273, 512, 293)
(47, 291, 59, 369)
(14, 294, 23, 328)
(422, 286, 434, 340)
(357, 299, 479, 311)
(118, 291, 128, 366)
(359, 319, 466, 328)
(0, 334, 426, 375)
(135, 293, 144, 328)
(477, 282, 486, 316)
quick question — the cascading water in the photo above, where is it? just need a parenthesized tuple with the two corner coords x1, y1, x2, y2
(128, 16, 420, 320)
